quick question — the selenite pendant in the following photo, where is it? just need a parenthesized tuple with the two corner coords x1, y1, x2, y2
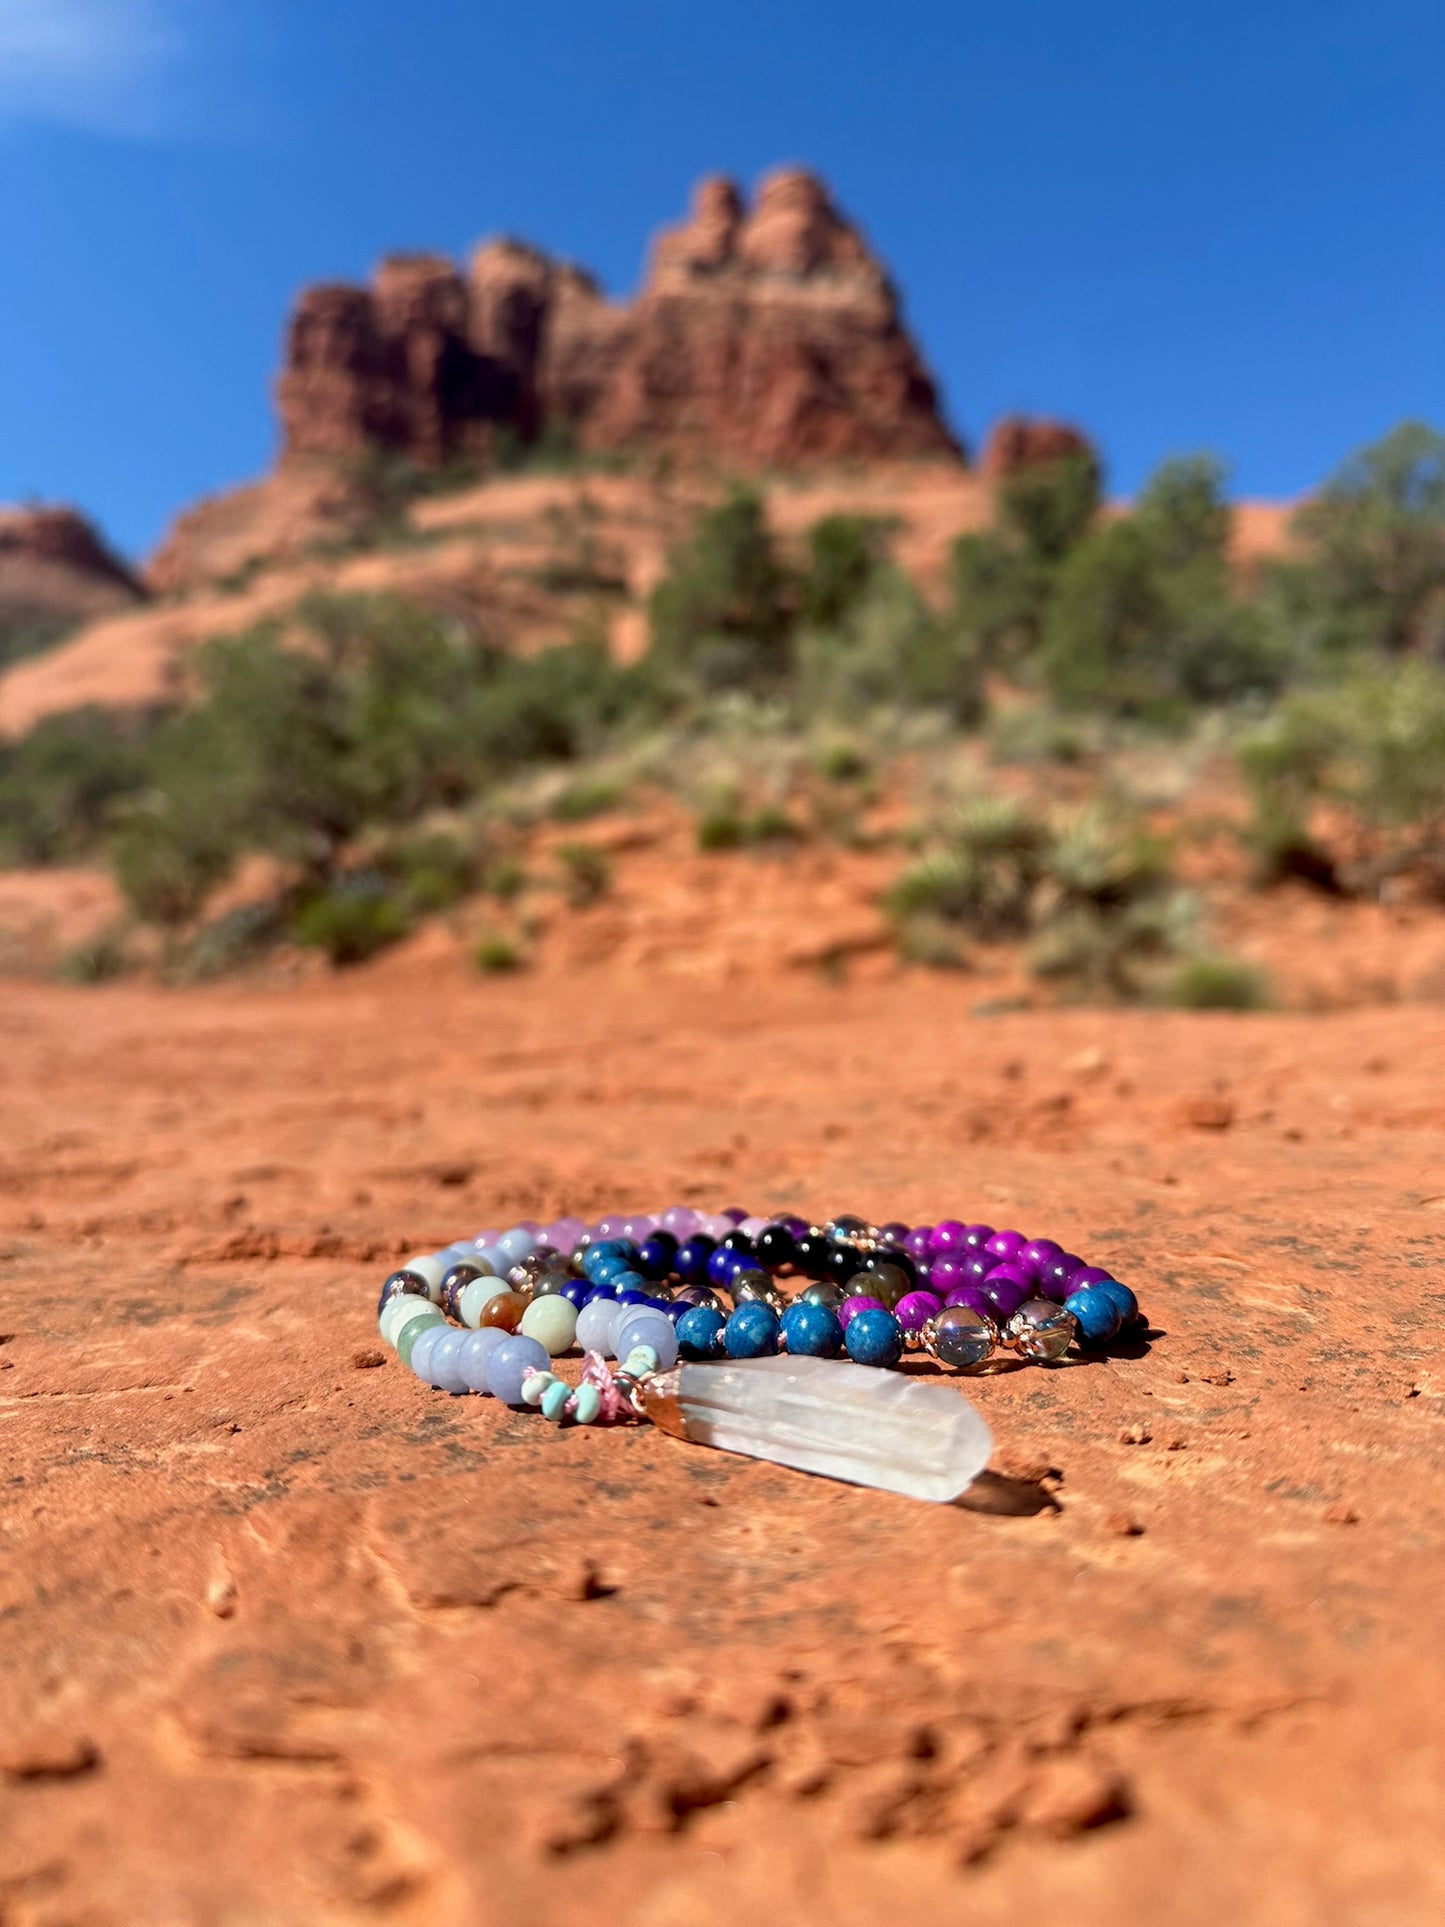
(639, 1355, 991, 1503)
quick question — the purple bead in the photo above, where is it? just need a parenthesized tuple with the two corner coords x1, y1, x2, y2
(409, 1323, 449, 1382)
(895, 1289, 943, 1335)
(980, 1264, 1032, 1318)
(594, 1214, 626, 1239)
(697, 1212, 735, 1240)
(1040, 1252, 1088, 1301)
(927, 1254, 970, 1295)
(963, 1252, 997, 1285)
(425, 1328, 471, 1394)
(458, 1327, 508, 1393)
(659, 1205, 702, 1240)
(779, 1214, 810, 1238)
(944, 1286, 996, 1318)
(1019, 1237, 1064, 1280)
(620, 1214, 657, 1242)
(1069, 1265, 1116, 1290)
(485, 1334, 550, 1405)
(961, 1223, 994, 1251)
(927, 1219, 968, 1258)
(984, 1229, 1027, 1264)
(839, 1293, 886, 1329)
(904, 1226, 934, 1263)
(719, 1207, 748, 1225)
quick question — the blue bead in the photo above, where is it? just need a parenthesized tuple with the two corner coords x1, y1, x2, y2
(1063, 1287, 1124, 1346)
(843, 1307, 904, 1368)
(617, 1288, 651, 1306)
(707, 1244, 738, 1288)
(781, 1301, 844, 1358)
(610, 1271, 647, 1294)
(723, 1302, 780, 1359)
(586, 1281, 618, 1302)
(636, 1232, 679, 1281)
(676, 1306, 727, 1359)
(1094, 1279, 1140, 1326)
(559, 1279, 590, 1309)
(674, 1235, 717, 1285)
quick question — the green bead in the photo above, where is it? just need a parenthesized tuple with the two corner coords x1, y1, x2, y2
(572, 1382, 602, 1425)
(541, 1380, 572, 1422)
(624, 1344, 660, 1375)
(395, 1310, 447, 1367)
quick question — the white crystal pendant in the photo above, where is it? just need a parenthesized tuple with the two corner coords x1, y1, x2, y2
(641, 1356, 992, 1503)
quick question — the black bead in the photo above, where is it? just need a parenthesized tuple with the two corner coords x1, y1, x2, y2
(791, 1232, 830, 1279)
(754, 1223, 798, 1273)
(825, 1242, 865, 1287)
(719, 1229, 755, 1255)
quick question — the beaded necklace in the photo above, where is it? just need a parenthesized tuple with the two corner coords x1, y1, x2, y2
(375, 1209, 1144, 1504)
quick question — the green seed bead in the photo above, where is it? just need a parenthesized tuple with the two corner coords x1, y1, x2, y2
(395, 1310, 447, 1367)
(572, 1382, 602, 1425)
(624, 1343, 660, 1375)
(541, 1380, 572, 1422)
(520, 1371, 556, 1407)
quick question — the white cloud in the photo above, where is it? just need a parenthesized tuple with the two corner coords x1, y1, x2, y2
(0, 0, 189, 135)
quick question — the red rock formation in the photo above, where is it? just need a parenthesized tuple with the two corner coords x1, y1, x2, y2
(0, 505, 145, 639)
(980, 416, 1096, 481)
(274, 169, 961, 473)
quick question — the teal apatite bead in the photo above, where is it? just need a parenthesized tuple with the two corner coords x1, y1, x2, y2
(1063, 1286, 1124, 1345)
(572, 1382, 603, 1425)
(1095, 1279, 1140, 1327)
(724, 1301, 780, 1359)
(780, 1300, 843, 1358)
(676, 1305, 727, 1359)
(540, 1379, 572, 1422)
(843, 1306, 904, 1368)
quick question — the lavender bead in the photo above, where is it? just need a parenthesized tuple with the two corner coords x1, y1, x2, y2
(984, 1229, 1027, 1264)
(895, 1289, 943, 1335)
(423, 1328, 471, 1394)
(613, 1309, 678, 1368)
(458, 1327, 509, 1392)
(575, 1296, 620, 1353)
(485, 1334, 551, 1405)
(659, 1205, 702, 1239)
(620, 1214, 657, 1242)
(739, 1216, 769, 1238)
(697, 1212, 736, 1240)
(594, 1214, 626, 1239)
(409, 1323, 450, 1382)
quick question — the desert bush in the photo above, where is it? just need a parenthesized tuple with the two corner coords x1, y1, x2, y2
(799, 515, 893, 628)
(0, 706, 148, 866)
(377, 829, 478, 912)
(550, 775, 627, 822)
(1286, 421, 1445, 660)
(0, 613, 78, 673)
(59, 929, 130, 984)
(555, 841, 612, 906)
(649, 489, 794, 690)
(798, 568, 984, 724)
(291, 874, 412, 965)
(1164, 952, 1271, 1009)
(473, 929, 524, 972)
(1239, 660, 1445, 894)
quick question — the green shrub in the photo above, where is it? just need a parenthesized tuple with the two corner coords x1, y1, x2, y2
(551, 775, 625, 822)
(483, 857, 528, 901)
(555, 841, 612, 906)
(0, 706, 148, 866)
(291, 877, 412, 965)
(180, 902, 288, 981)
(649, 489, 794, 690)
(814, 739, 871, 783)
(0, 613, 78, 673)
(697, 800, 746, 851)
(59, 930, 130, 984)
(377, 829, 477, 912)
(798, 568, 984, 724)
(799, 515, 892, 628)
(998, 450, 1103, 564)
(1164, 953, 1271, 1009)
(474, 929, 524, 972)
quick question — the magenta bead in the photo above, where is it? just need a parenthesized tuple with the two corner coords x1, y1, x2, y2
(944, 1286, 996, 1318)
(985, 1229, 1027, 1263)
(927, 1254, 970, 1295)
(980, 1264, 1031, 1318)
(1020, 1237, 1064, 1279)
(904, 1226, 934, 1263)
(839, 1293, 886, 1328)
(927, 1219, 967, 1257)
(895, 1289, 943, 1334)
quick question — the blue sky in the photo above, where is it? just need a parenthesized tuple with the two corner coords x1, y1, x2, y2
(2, 0, 1442, 559)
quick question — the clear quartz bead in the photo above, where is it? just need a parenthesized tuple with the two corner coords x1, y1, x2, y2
(1007, 1299, 1078, 1361)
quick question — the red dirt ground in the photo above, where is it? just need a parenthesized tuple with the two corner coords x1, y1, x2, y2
(1, 968, 1442, 1925)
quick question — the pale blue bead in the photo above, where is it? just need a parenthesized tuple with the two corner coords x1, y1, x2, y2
(541, 1380, 572, 1422)
(572, 1382, 602, 1425)
(426, 1328, 471, 1394)
(497, 1227, 537, 1262)
(410, 1323, 449, 1382)
(613, 1311, 678, 1370)
(457, 1327, 508, 1393)
(575, 1297, 619, 1353)
(485, 1334, 551, 1405)
(477, 1245, 509, 1277)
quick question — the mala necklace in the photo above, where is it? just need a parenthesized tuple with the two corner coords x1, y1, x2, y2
(374, 1208, 1144, 1505)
